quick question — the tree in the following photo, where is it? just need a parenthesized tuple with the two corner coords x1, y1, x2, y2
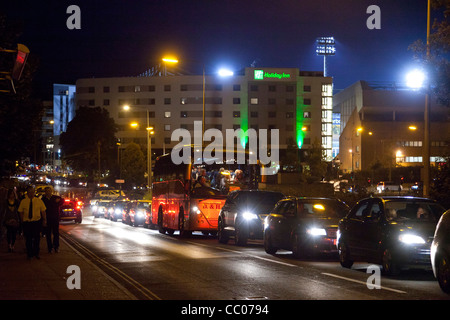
(0, 14, 43, 176)
(409, 0, 450, 106)
(59, 106, 117, 180)
(121, 142, 145, 188)
(303, 139, 327, 182)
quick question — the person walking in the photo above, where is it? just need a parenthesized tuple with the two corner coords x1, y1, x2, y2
(2, 188, 20, 252)
(41, 186, 61, 253)
(18, 186, 47, 260)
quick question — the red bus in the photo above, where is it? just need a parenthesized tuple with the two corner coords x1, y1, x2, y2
(151, 152, 259, 236)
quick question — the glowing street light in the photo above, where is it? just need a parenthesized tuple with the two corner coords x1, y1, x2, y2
(406, 69, 425, 89)
(409, 125, 417, 131)
(218, 68, 234, 77)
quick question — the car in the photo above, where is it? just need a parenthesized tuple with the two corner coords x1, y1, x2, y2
(59, 198, 83, 223)
(376, 181, 402, 193)
(431, 209, 450, 294)
(218, 190, 285, 245)
(94, 189, 126, 200)
(92, 200, 111, 218)
(337, 196, 446, 275)
(110, 200, 130, 222)
(128, 200, 151, 227)
(263, 197, 350, 258)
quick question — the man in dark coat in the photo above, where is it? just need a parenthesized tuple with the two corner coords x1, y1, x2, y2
(42, 187, 62, 253)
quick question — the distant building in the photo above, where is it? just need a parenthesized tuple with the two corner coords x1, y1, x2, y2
(40, 84, 76, 170)
(75, 67, 334, 169)
(334, 81, 450, 175)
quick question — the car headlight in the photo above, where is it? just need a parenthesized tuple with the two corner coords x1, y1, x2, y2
(192, 206, 201, 214)
(136, 210, 145, 217)
(92, 205, 98, 212)
(242, 211, 258, 220)
(306, 227, 327, 236)
(398, 234, 426, 245)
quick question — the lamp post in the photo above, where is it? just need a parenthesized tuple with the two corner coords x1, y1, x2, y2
(123, 105, 154, 189)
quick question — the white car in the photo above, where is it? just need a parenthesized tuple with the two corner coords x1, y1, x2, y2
(94, 189, 126, 200)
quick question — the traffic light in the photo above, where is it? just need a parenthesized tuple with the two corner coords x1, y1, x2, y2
(11, 44, 30, 81)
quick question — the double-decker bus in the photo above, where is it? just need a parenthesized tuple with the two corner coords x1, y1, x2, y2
(151, 151, 259, 236)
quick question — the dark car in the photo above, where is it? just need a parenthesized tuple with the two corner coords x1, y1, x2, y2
(109, 200, 130, 222)
(59, 198, 82, 223)
(431, 209, 450, 293)
(128, 200, 151, 227)
(264, 197, 349, 258)
(337, 196, 446, 275)
(218, 190, 285, 245)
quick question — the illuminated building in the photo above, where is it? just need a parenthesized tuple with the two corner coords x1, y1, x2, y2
(75, 67, 333, 168)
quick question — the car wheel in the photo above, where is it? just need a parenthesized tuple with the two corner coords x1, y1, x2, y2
(382, 248, 400, 276)
(264, 230, 278, 254)
(218, 219, 229, 244)
(338, 240, 353, 268)
(436, 253, 450, 294)
(235, 222, 248, 246)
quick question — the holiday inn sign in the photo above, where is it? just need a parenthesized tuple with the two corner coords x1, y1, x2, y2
(254, 69, 292, 80)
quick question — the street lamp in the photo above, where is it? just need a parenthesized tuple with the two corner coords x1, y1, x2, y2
(123, 105, 154, 189)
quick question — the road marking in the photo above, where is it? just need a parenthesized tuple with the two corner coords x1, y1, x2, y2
(61, 232, 162, 300)
(321, 272, 407, 294)
(186, 241, 297, 267)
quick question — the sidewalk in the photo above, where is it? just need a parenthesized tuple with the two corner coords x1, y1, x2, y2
(0, 233, 136, 300)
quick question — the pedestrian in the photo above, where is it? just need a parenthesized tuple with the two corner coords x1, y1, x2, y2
(2, 188, 20, 252)
(18, 186, 47, 260)
(41, 186, 61, 253)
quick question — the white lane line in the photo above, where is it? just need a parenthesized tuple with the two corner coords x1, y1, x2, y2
(321, 272, 407, 294)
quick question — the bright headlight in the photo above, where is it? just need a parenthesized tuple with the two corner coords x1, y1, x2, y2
(136, 210, 145, 217)
(398, 234, 426, 245)
(307, 227, 327, 236)
(243, 211, 258, 220)
(192, 206, 201, 214)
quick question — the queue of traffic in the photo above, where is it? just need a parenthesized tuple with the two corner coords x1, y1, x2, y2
(86, 187, 450, 295)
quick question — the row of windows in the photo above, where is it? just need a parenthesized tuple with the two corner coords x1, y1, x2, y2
(79, 84, 320, 94)
(119, 110, 313, 119)
(84, 97, 316, 107)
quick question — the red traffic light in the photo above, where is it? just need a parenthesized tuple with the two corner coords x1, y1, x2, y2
(11, 44, 30, 81)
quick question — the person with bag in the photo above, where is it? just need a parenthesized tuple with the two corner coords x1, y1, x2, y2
(2, 188, 20, 252)
(18, 186, 47, 260)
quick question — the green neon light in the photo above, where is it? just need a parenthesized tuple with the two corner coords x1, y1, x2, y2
(240, 87, 249, 148)
(296, 78, 305, 149)
(254, 70, 291, 80)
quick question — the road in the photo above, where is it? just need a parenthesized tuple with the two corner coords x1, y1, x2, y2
(58, 207, 450, 302)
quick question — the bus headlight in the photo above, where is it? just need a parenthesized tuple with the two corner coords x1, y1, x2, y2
(192, 206, 201, 214)
(243, 211, 258, 220)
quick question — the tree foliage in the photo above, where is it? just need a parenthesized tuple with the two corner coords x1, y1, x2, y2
(121, 142, 145, 188)
(409, 0, 450, 106)
(0, 14, 43, 175)
(59, 106, 117, 179)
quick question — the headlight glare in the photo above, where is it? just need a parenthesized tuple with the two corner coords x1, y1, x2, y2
(307, 227, 327, 236)
(398, 234, 426, 244)
(243, 211, 258, 220)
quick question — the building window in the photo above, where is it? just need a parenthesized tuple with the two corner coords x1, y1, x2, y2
(135, 86, 141, 92)
(164, 85, 171, 92)
(148, 112, 155, 118)
(233, 84, 241, 91)
(164, 137, 171, 144)
(103, 86, 110, 93)
(286, 98, 294, 105)
(233, 97, 241, 104)
(103, 99, 110, 106)
(164, 98, 171, 105)
(164, 124, 171, 131)
(180, 85, 187, 91)
(268, 111, 276, 118)
(304, 111, 311, 118)
(268, 98, 276, 105)
(268, 85, 276, 92)
(233, 124, 240, 130)
(180, 111, 188, 118)
(250, 111, 258, 118)
(286, 112, 294, 118)
(233, 111, 241, 118)
(250, 85, 258, 92)
(303, 85, 311, 92)
(286, 85, 294, 92)
(250, 98, 258, 105)
(88, 87, 95, 93)
(303, 138, 311, 145)
(165, 112, 171, 118)
(304, 98, 311, 105)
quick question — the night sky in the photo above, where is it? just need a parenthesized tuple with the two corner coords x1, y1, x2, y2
(2, 0, 431, 98)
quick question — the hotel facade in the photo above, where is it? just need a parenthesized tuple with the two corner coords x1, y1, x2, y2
(75, 67, 334, 165)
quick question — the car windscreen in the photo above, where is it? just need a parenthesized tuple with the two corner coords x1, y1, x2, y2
(137, 202, 151, 209)
(298, 199, 349, 218)
(385, 200, 445, 222)
(244, 192, 285, 213)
